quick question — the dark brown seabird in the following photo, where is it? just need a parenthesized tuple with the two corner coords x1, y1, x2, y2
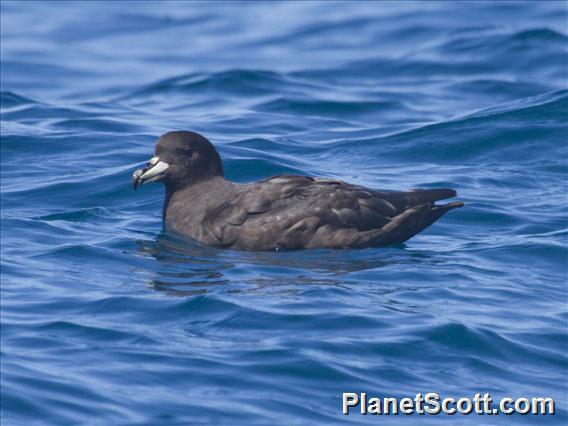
(132, 131, 463, 250)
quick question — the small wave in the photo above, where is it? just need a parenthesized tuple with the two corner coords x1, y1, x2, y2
(440, 27, 567, 55)
(256, 97, 406, 120)
(39, 320, 158, 345)
(50, 117, 143, 134)
(122, 69, 295, 99)
(0, 91, 38, 109)
(36, 207, 113, 222)
(446, 78, 550, 102)
(465, 88, 568, 119)
(334, 90, 568, 163)
(224, 158, 306, 182)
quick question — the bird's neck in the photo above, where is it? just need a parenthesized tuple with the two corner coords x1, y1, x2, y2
(163, 176, 232, 221)
(163, 185, 174, 221)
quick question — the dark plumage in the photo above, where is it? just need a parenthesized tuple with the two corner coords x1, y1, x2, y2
(132, 131, 463, 250)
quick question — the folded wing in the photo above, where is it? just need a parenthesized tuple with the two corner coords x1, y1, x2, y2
(204, 175, 462, 250)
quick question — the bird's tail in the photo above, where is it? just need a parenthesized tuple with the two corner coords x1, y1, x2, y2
(370, 201, 463, 246)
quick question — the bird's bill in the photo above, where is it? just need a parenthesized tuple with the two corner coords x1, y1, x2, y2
(132, 157, 169, 190)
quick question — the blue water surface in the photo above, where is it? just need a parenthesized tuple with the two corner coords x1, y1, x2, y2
(1, 1, 567, 425)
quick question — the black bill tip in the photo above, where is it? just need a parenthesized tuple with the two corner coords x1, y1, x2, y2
(132, 169, 143, 190)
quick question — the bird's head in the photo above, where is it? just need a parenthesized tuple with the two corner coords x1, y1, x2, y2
(132, 131, 224, 191)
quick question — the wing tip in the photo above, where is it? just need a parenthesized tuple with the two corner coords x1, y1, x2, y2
(409, 188, 459, 202)
(438, 188, 458, 200)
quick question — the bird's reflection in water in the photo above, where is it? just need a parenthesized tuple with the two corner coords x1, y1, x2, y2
(135, 231, 444, 297)
(136, 232, 230, 296)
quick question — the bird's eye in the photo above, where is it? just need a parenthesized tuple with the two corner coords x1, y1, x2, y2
(185, 148, 194, 157)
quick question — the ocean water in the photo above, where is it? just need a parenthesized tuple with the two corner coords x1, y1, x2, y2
(1, 1, 567, 425)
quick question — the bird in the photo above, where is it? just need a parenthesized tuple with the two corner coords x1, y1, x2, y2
(132, 131, 463, 250)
